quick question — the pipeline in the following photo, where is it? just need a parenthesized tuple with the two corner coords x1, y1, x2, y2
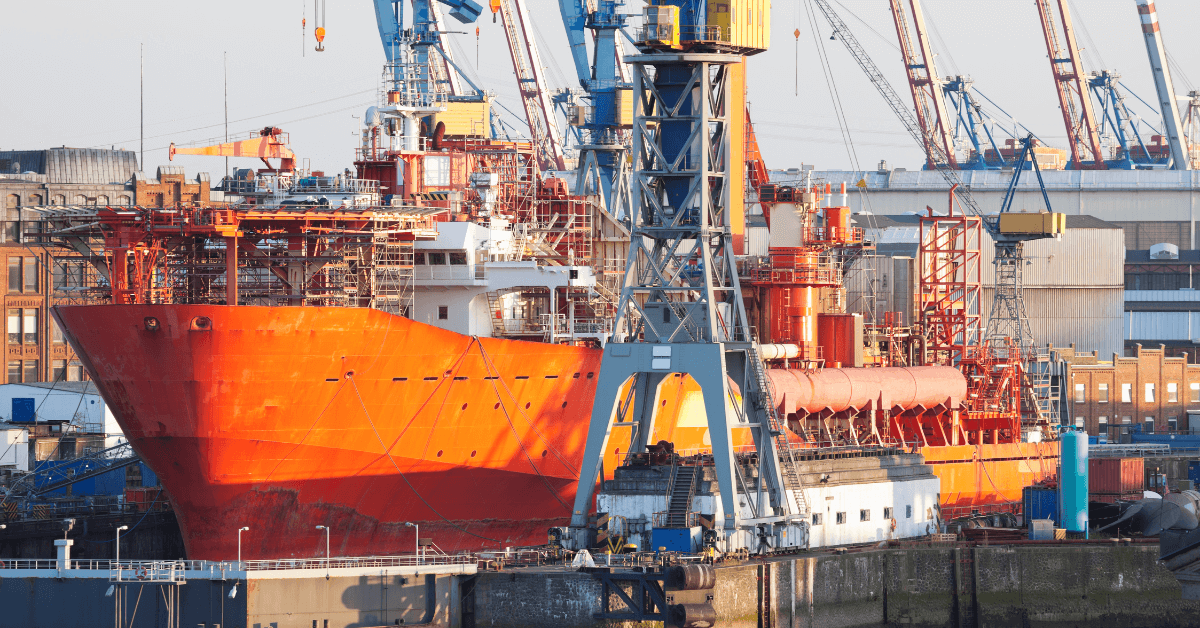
(766, 365, 966, 415)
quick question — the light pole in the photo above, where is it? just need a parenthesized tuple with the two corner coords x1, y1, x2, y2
(115, 525, 128, 570)
(404, 521, 419, 565)
(315, 525, 330, 565)
(237, 526, 250, 565)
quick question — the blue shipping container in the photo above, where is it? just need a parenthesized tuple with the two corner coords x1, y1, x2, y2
(1023, 487, 1058, 525)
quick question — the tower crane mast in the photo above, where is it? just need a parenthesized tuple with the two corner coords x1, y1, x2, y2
(1034, 0, 1106, 170)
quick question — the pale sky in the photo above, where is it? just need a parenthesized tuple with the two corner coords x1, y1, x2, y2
(3, 0, 1198, 177)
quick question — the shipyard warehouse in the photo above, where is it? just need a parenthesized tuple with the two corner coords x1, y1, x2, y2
(7, 0, 1200, 627)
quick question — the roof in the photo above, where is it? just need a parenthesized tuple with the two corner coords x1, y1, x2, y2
(0, 149, 138, 185)
(852, 213, 1121, 230)
(17, 381, 99, 395)
(786, 168, 1200, 191)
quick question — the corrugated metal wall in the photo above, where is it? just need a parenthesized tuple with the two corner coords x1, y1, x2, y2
(981, 228, 1125, 287)
(1124, 311, 1200, 342)
(983, 287, 1124, 357)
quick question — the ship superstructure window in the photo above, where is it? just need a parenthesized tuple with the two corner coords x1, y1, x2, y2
(1192, 383, 1200, 403)
(860, 509, 870, 522)
(438, 306, 448, 320)
(835, 512, 846, 525)
(906, 505, 912, 519)
(812, 513, 822, 526)
(1099, 384, 1109, 403)
(424, 155, 451, 186)
(1169, 383, 1179, 403)
(1074, 383, 1085, 403)
(22, 360, 37, 383)
(449, 251, 467, 265)
(428, 252, 447, 265)
(1121, 383, 1132, 403)
(884, 507, 893, 520)
(414, 252, 426, 265)
(6, 361, 17, 384)
(1146, 384, 1156, 403)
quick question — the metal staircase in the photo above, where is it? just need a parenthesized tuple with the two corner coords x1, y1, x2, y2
(747, 345, 809, 516)
(485, 291, 505, 337)
(665, 466, 699, 527)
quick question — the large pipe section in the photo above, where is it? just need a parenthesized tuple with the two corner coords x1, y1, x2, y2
(766, 365, 966, 415)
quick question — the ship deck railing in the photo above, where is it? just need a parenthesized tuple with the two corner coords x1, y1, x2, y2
(0, 554, 476, 578)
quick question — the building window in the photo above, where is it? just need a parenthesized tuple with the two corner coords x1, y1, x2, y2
(906, 505, 913, 519)
(67, 360, 84, 382)
(1074, 383, 1085, 404)
(812, 513, 823, 526)
(1122, 416, 1132, 424)
(1169, 383, 1179, 403)
(1170, 416, 1179, 432)
(438, 306, 448, 320)
(884, 507, 893, 520)
(52, 359, 66, 382)
(5, 195, 19, 244)
(22, 360, 37, 384)
(1098, 383, 1109, 403)
(23, 258, 37, 293)
(1099, 417, 1108, 442)
(6, 362, 18, 384)
(1122, 383, 1132, 403)
(52, 320, 63, 344)
(6, 309, 17, 344)
(51, 195, 65, 206)
(423, 155, 451, 186)
(7, 258, 19, 293)
(1192, 382, 1199, 403)
(1145, 417, 1155, 434)
(53, 261, 85, 289)
(1146, 383, 1156, 403)
(1076, 417, 1084, 428)
(835, 512, 846, 525)
(22, 309, 36, 345)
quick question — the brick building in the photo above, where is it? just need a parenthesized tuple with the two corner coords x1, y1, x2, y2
(1061, 344, 1200, 440)
(0, 148, 212, 384)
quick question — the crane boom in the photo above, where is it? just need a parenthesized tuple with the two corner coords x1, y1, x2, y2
(495, 0, 568, 170)
(810, 0, 986, 224)
(1135, 0, 1190, 170)
(888, 0, 956, 169)
(1034, 0, 1106, 169)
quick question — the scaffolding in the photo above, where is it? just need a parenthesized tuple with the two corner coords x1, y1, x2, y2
(918, 210, 982, 366)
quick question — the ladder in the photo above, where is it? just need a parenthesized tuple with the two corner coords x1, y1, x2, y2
(747, 345, 809, 516)
(666, 466, 699, 527)
(485, 291, 506, 337)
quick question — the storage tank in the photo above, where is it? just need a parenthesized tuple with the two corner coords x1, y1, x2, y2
(1060, 430, 1089, 534)
(766, 365, 966, 415)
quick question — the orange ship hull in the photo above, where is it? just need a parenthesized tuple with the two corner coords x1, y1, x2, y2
(53, 304, 732, 560)
(55, 304, 1058, 559)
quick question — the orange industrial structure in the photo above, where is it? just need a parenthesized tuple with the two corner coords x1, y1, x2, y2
(170, 127, 297, 172)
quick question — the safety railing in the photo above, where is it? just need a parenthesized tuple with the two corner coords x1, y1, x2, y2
(240, 554, 474, 571)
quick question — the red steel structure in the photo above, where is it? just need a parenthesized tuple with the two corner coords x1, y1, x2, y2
(888, 0, 957, 169)
(1034, 0, 1107, 170)
(918, 199, 981, 367)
